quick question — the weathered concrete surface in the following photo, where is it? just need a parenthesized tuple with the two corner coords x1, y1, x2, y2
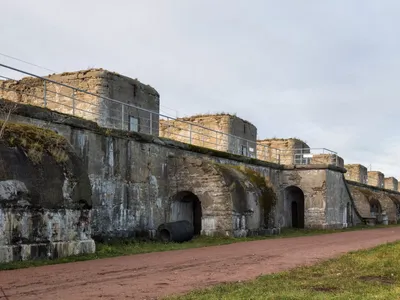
(257, 138, 309, 165)
(0, 136, 95, 263)
(344, 164, 368, 184)
(0, 69, 160, 134)
(310, 154, 344, 168)
(159, 114, 257, 157)
(368, 171, 384, 188)
(347, 180, 400, 223)
(384, 177, 398, 191)
(5, 99, 398, 246)
(280, 166, 353, 229)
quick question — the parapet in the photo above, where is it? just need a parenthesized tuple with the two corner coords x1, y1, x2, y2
(344, 164, 368, 184)
(0, 68, 160, 134)
(384, 177, 398, 191)
(256, 138, 310, 165)
(159, 113, 257, 157)
(367, 171, 384, 188)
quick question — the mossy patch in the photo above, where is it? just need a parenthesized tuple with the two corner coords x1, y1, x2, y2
(0, 121, 69, 165)
(235, 166, 277, 226)
(215, 164, 277, 226)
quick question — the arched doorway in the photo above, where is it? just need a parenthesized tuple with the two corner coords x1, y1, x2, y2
(285, 186, 305, 228)
(170, 191, 202, 235)
(369, 198, 381, 221)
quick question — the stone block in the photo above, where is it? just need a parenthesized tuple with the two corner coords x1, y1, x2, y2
(345, 164, 368, 184)
(384, 177, 398, 191)
(159, 114, 257, 157)
(368, 171, 384, 188)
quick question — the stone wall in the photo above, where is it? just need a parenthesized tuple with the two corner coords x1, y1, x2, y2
(344, 164, 368, 184)
(347, 181, 400, 224)
(310, 154, 344, 168)
(0, 124, 95, 263)
(257, 138, 309, 165)
(368, 171, 384, 188)
(159, 114, 257, 157)
(1, 100, 359, 239)
(384, 177, 398, 191)
(0, 69, 160, 135)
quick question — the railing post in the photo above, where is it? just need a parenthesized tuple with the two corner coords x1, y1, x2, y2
(150, 112, 153, 134)
(215, 131, 218, 150)
(189, 124, 192, 144)
(43, 81, 47, 107)
(121, 104, 125, 130)
(72, 89, 76, 115)
(278, 149, 281, 165)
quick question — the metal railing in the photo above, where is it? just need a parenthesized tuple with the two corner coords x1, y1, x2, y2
(0, 63, 339, 166)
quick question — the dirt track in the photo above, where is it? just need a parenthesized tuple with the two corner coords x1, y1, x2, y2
(1, 227, 400, 300)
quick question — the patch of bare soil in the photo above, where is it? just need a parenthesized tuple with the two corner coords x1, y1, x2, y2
(0, 227, 399, 300)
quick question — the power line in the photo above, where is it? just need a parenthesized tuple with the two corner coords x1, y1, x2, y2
(0, 52, 56, 73)
(0, 54, 181, 117)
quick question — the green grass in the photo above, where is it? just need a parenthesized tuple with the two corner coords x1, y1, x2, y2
(0, 225, 397, 271)
(169, 241, 400, 300)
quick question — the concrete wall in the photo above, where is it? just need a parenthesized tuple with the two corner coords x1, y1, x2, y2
(347, 181, 400, 224)
(4, 100, 394, 255)
(344, 164, 368, 184)
(310, 154, 344, 168)
(0, 128, 95, 263)
(159, 114, 257, 157)
(257, 139, 310, 165)
(368, 171, 384, 188)
(0, 69, 160, 135)
(384, 177, 398, 191)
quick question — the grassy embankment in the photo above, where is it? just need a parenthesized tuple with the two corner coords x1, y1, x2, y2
(169, 240, 400, 300)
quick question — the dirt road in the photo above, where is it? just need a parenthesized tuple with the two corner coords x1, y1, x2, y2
(1, 227, 399, 300)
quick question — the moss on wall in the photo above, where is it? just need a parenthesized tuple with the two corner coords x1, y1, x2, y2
(0, 121, 69, 165)
(214, 163, 277, 227)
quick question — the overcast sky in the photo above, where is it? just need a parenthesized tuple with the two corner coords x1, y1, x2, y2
(1, 1, 400, 177)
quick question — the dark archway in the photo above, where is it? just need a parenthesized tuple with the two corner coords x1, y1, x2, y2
(285, 186, 305, 228)
(171, 191, 202, 235)
(369, 198, 381, 217)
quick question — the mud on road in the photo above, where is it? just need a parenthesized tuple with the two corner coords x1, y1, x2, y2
(1, 227, 399, 300)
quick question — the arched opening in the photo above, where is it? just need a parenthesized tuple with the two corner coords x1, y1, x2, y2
(170, 191, 202, 235)
(369, 199, 381, 217)
(285, 186, 305, 228)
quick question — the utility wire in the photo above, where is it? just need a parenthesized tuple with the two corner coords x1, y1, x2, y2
(0, 52, 56, 73)
(0, 53, 181, 117)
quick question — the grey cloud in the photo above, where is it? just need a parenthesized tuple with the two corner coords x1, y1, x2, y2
(1, 0, 400, 177)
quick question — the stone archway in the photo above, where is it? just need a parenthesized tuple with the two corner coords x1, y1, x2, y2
(170, 191, 202, 235)
(284, 186, 305, 228)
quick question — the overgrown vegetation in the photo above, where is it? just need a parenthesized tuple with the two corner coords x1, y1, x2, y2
(170, 240, 400, 300)
(0, 121, 69, 164)
(0, 225, 397, 271)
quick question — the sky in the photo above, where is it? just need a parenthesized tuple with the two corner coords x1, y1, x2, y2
(1, 0, 400, 177)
